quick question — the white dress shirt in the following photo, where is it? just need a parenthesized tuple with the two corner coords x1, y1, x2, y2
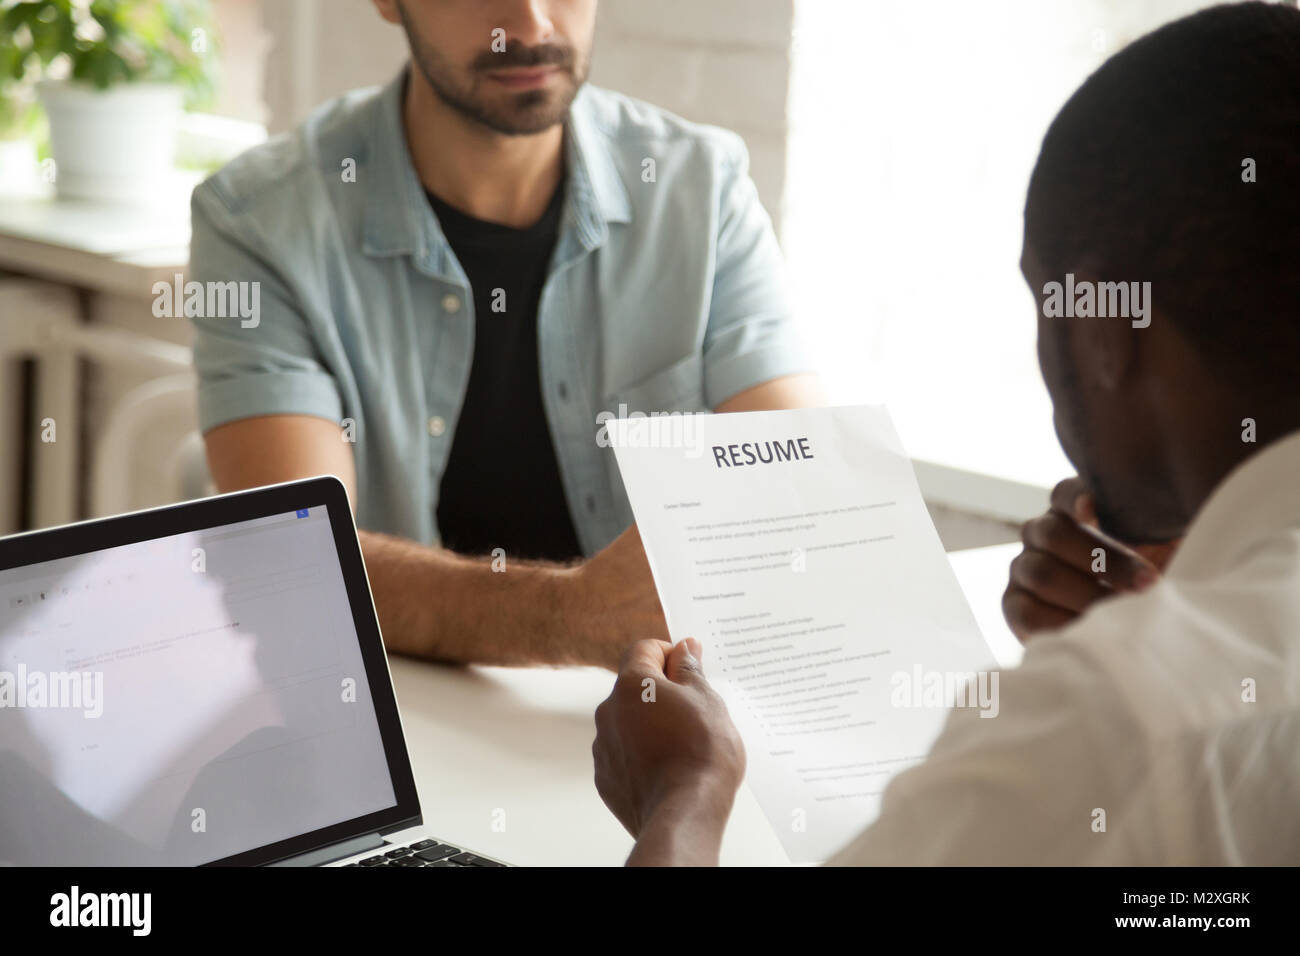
(830, 431, 1300, 865)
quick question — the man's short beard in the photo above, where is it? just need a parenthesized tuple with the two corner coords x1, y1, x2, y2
(396, 3, 588, 136)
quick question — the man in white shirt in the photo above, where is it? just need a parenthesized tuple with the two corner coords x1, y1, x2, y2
(589, 1, 1300, 865)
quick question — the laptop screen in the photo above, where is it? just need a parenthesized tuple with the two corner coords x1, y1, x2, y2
(0, 500, 400, 865)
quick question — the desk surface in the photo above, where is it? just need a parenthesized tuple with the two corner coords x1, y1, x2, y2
(387, 542, 1022, 867)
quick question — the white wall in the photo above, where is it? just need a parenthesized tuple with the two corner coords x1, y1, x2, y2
(259, 0, 408, 134)
(589, 0, 794, 228)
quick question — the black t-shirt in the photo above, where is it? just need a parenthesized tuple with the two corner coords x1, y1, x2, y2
(428, 184, 583, 562)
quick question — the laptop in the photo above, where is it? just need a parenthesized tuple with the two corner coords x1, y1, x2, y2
(0, 476, 508, 867)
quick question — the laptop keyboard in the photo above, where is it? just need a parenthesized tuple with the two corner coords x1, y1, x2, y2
(345, 838, 506, 868)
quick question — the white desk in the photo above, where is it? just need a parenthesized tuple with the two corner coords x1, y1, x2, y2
(387, 541, 1023, 867)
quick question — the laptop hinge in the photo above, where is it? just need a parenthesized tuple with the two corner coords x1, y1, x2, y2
(269, 833, 386, 867)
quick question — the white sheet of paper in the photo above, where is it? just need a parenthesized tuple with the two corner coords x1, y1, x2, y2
(610, 405, 997, 863)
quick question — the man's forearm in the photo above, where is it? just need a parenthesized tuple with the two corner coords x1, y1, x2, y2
(360, 530, 600, 667)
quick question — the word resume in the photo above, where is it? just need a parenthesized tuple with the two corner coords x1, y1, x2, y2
(610, 405, 996, 862)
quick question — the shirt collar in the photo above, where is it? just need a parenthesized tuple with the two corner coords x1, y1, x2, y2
(362, 70, 630, 273)
(563, 85, 633, 243)
(1166, 428, 1300, 581)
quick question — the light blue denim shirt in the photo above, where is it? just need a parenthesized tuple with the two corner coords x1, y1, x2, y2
(189, 71, 811, 555)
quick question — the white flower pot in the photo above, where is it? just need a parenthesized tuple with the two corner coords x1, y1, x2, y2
(0, 137, 39, 194)
(37, 80, 183, 202)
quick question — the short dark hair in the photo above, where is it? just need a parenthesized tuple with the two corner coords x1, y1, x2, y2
(1025, 1, 1300, 387)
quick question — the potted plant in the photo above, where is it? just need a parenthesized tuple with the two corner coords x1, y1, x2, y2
(0, 17, 41, 190)
(2, 0, 216, 201)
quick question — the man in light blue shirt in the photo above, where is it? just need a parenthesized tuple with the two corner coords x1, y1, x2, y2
(191, 0, 819, 668)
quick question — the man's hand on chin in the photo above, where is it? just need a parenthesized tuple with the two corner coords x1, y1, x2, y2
(592, 638, 746, 866)
(1003, 477, 1182, 642)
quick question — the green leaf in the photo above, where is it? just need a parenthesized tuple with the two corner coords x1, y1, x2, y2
(1, 0, 218, 100)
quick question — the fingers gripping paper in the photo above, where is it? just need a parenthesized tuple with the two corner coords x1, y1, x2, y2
(609, 406, 997, 863)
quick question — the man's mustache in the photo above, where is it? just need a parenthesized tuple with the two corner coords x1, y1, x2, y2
(473, 44, 574, 72)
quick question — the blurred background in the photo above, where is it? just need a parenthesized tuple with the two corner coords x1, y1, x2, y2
(0, 0, 1288, 546)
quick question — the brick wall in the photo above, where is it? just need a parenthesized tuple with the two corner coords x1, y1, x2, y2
(589, 0, 794, 229)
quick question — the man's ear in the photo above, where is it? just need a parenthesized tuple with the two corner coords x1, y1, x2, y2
(371, 0, 402, 26)
(1065, 268, 1144, 393)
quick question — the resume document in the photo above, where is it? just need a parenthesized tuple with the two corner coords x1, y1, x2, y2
(610, 405, 997, 862)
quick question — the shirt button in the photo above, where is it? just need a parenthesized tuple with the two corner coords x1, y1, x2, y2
(441, 293, 461, 314)
(427, 415, 447, 437)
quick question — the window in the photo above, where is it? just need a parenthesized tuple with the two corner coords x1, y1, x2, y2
(783, 0, 1271, 513)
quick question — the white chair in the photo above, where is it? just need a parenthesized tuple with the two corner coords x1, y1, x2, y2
(0, 276, 209, 529)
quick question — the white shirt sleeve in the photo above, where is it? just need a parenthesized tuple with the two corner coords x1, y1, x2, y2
(826, 634, 1156, 865)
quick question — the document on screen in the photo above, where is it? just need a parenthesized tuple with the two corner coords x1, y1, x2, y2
(609, 405, 998, 863)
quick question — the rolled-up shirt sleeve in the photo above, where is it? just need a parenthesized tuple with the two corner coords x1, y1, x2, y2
(188, 182, 343, 433)
(702, 139, 815, 408)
